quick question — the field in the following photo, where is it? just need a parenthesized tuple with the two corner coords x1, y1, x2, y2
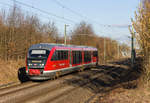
(0, 60, 25, 85)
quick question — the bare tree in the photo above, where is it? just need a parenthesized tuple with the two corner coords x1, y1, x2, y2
(0, 5, 59, 60)
(132, 0, 150, 82)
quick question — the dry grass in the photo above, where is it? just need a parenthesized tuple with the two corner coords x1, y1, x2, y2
(96, 57, 149, 103)
(0, 59, 25, 84)
(99, 85, 150, 103)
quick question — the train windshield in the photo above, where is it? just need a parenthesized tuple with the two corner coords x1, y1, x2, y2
(29, 50, 50, 58)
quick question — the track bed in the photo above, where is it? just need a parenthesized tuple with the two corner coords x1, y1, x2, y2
(0, 58, 140, 103)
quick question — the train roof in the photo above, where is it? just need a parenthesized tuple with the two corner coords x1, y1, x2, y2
(29, 43, 97, 51)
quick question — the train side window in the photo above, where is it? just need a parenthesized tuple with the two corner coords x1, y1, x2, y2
(76, 51, 78, 64)
(79, 51, 82, 63)
(60, 51, 64, 60)
(84, 51, 91, 62)
(64, 51, 68, 60)
(57, 51, 60, 60)
(51, 50, 69, 61)
(84, 51, 87, 62)
(51, 50, 58, 61)
(88, 51, 91, 62)
(72, 51, 75, 64)
(72, 51, 77, 64)
(72, 51, 82, 64)
(93, 51, 98, 57)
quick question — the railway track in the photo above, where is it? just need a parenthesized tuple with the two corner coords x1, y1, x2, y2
(0, 68, 104, 103)
(0, 82, 18, 89)
(0, 59, 135, 103)
(0, 57, 140, 103)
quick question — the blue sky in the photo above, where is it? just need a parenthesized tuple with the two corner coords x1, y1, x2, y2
(0, 0, 140, 44)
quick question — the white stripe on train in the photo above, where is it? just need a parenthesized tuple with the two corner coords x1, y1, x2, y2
(43, 62, 96, 73)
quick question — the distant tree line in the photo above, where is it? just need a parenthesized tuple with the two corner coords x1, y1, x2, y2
(0, 5, 129, 63)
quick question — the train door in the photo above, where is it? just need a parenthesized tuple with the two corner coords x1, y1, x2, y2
(69, 49, 72, 67)
(93, 51, 98, 64)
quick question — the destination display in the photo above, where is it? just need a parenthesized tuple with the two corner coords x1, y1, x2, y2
(31, 50, 46, 54)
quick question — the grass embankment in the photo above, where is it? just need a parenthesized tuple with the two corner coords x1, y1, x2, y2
(0, 60, 25, 84)
(0, 57, 149, 103)
(100, 85, 150, 103)
(99, 57, 150, 103)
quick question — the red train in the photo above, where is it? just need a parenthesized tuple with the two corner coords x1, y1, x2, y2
(26, 43, 98, 80)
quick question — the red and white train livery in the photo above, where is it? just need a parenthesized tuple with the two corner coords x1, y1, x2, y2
(26, 43, 98, 80)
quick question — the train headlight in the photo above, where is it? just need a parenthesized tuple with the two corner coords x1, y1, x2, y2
(39, 64, 44, 66)
(28, 64, 32, 66)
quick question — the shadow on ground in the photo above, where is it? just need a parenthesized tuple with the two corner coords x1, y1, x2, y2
(64, 57, 142, 94)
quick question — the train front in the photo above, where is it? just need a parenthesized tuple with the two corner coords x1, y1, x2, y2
(26, 45, 52, 80)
